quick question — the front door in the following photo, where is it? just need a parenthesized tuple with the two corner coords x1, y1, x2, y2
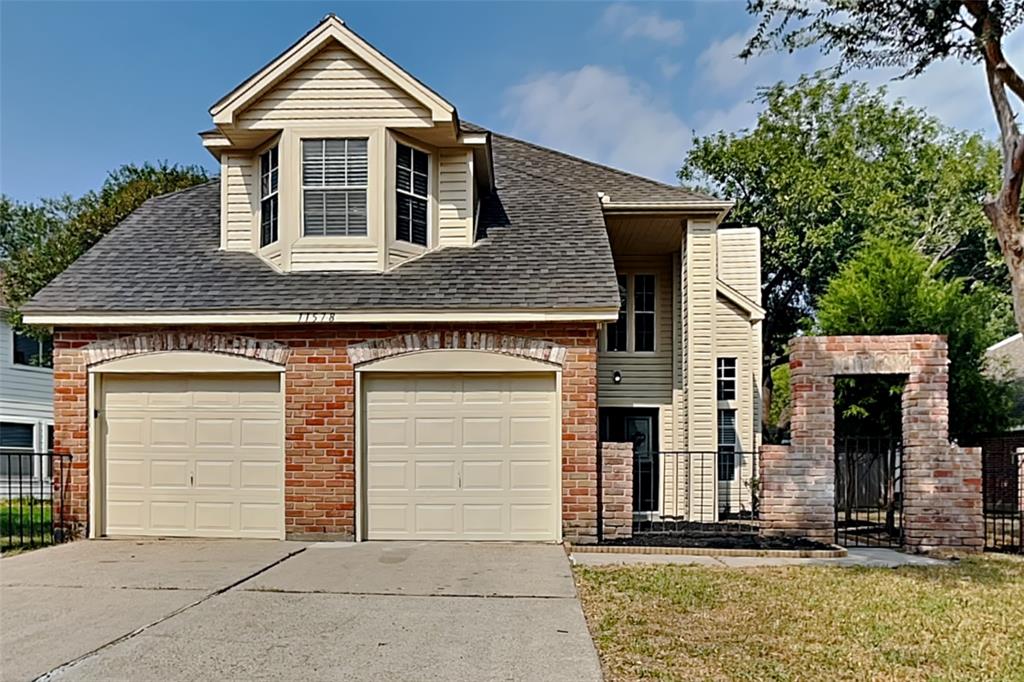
(600, 409, 658, 513)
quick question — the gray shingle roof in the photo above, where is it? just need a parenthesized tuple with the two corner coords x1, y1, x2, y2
(25, 129, 712, 315)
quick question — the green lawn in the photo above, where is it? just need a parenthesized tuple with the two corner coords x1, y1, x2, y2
(575, 555, 1024, 681)
(0, 498, 54, 553)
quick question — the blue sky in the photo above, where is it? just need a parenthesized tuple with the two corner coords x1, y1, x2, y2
(0, 1, 1011, 203)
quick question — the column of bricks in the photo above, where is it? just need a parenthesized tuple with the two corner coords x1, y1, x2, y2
(599, 442, 633, 541)
(771, 338, 836, 543)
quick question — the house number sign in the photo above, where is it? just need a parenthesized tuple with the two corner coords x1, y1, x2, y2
(296, 312, 337, 323)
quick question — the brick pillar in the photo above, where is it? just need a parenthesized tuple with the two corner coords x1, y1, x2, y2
(600, 442, 633, 541)
(902, 351, 983, 552)
(779, 340, 836, 543)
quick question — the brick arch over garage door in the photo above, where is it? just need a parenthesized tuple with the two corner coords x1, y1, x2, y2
(347, 332, 568, 366)
(81, 332, 290, 366)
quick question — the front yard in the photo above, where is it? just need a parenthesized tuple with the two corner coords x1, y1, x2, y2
(575, 555, 1024, 681)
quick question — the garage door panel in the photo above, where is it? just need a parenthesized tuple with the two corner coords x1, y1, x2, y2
(194, 460, 234, 488)
(365, 373, 557, 541)
(509, 460, 552, 491)
(367, 460, 409, 491)
(195, 419, 235, 447)
(103, 374, 283, 539)
(414, 460, 457, 490)
(414, 417, 457, 447)
(150, 459, 190, 489)
(461, 460, 503, 490)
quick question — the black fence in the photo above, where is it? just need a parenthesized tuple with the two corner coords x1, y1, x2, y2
(632, 450, 760, 536)
(977, 435, 1022, 554)
(1, 451, 73, 552)
(834, 436, 903, 548)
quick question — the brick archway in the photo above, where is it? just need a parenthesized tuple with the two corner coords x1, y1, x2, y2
(347, 331, 567, 366)
(81, 332, 290, 366)
(761, 334, 983, 553)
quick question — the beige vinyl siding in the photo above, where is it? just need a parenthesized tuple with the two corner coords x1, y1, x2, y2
(684, 220, 717, 521)
(438, 149, 473, 246)
(237, 46, 431, 129)
(290, 242, 380, 271)
(717, 227, 760, 300)
(222, 154, 256, 251)
(387, 241, 422, 268)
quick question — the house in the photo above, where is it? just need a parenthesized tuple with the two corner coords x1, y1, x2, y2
(21, 15, 763, 543)
(985, 332, 1024, 429)
(0, 297, 55, 495)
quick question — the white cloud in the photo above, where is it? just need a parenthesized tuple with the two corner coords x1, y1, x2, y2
(601, 3, 684, 45)
(504, 66, 692, 183)
(696, 29, 827, 95)
(657, 57, 683, 80)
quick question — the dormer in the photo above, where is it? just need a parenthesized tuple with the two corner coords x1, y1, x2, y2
(201, 15, 492, 272)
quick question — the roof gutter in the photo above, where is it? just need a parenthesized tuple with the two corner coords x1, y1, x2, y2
(22, 308, 620, 327)
(601, 200, 735, 222)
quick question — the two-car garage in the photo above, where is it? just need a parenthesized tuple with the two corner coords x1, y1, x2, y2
(93, 351, 561, 542)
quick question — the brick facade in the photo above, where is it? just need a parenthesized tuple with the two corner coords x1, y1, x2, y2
(52, 323, 600, 543)
(761, 335, 984, 552)
(599, 442, 633, 541)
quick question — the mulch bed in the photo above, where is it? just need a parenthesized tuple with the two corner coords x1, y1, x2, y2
(602, 531, 834, 551)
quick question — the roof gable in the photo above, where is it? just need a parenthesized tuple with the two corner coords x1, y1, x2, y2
(211, 15, 456, 128)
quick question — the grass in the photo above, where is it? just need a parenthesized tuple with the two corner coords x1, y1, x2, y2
(575, 555, 1024, 681)
(0, 498, 54, 553)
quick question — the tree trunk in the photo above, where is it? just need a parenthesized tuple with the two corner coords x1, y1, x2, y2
(988, 205, 1024, 334)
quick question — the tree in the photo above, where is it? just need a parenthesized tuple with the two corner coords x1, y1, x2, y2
(817, 237, 1016, 440)
(743, 0, 1024, 336)
(1, 162, 210, 327)
(679, 77, 1011, 421)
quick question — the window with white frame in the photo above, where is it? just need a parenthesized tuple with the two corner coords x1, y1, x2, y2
(717, 357, 737, 401)
(633, 274, 656, 352)
(302, 138, 368, 237)
(12, 330, 53, 369)
(0, 422, 35, 477)
(604, 274, 655, 352)
(396, 142, 429, 246)
(259, 145, 279, 247)
(606, 275, 628, 352)
(717, 409, 738, 481)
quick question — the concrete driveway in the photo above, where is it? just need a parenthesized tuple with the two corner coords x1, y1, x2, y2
(1, 540, 601, 681)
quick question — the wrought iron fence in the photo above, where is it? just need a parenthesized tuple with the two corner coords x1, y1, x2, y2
(632, 450, 760, 535)
(1, 451, 73, 552)
(980, 438, 1022, 554)
(834, 436, 903, 548)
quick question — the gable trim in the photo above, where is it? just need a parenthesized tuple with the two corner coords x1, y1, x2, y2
(211, 15, 455, 127)
(716, 279, 765, 321)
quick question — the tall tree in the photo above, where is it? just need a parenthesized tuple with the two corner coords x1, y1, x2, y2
(1, 162, 210, 326)
(743, 0, 1024, 335)
(817, 237, 1015, 440)
(680, 77, 1010, 418)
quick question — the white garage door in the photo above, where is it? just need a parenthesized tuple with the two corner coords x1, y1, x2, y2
(364, 373, 559, 541)
(103, 373, 284, 539)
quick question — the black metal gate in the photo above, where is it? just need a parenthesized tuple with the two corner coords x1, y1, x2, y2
(979, 435, 1022, 554)
(834, 436, 903, 547)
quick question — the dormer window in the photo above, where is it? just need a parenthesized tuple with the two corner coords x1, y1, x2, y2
(259, 146, 279, 247)
(302, 138, 368, 237)
(396, 142, 429, 246)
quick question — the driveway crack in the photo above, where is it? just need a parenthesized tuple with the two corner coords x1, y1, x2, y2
(33, 547, 307, 681)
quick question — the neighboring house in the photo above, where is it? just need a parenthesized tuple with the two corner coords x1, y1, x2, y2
(985, 332, 1024, 429)
(22, 16, 763, 543)
(0, 298, 55, 495)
